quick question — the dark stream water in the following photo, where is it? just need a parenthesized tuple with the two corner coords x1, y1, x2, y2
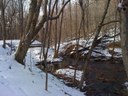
(84, 58, 127, 96)
(63, 57, 127, 96)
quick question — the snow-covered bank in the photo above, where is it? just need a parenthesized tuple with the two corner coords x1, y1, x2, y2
(0, 40, 85, 96)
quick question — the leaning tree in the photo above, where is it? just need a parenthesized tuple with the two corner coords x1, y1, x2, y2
(79, 0, 111, 89)
(15, 0, 70, 64)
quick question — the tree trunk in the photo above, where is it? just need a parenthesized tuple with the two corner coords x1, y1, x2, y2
(19, 0, 24, 39)
(15, 0, 43, 64)
(1, 0, 6, 48)
(79, 0, 111, 89)
(15, 38, 31, 64)
(15, 0, 70, 64)
(15, 16, 46, 64)
(120, 4, 128, 77)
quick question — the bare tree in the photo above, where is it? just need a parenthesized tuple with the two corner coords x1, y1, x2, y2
(79, 0, 86, 39)
(41, 0, 51, 91)
(1, 0, 6, 48)
(53, 0, 64, 58)
(54, 0, 59, 58)
(15, 0, 70, 64)
(18, 0, 24, 39)
(79, 0, 111, 89)
(118, 0, 128, 78)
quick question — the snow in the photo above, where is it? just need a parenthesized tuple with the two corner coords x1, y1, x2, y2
(109, 48, 122, 53)
(56, 68, 82, 81)
(0, 37, 122, 96)
(0, 40, 85, 96)
(124, 82, 128, 89)
(118, 3, 122, 8)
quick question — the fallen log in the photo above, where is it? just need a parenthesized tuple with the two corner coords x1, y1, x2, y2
(35, 60, 62, 72)
(29, 44, 42, 48)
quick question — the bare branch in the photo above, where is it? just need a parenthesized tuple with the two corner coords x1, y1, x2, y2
(102, 20, 120, 26)
(48, 0, 70, 20)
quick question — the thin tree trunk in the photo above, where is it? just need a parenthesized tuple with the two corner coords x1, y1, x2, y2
(73, 2, 78, 83)
(111, 3, 118, 59)
(1, 0, 6, 48)
(44, 0, 52, 91)
(19, 0, 24, 40)
(85, 0, 89, 39)
(54, 0, 58, 58)
(79, 0, 111, 89)
(56, 0, 64, 58)
(69, 1, 73, 40)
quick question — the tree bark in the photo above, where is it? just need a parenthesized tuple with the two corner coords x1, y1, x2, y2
(19, 0, 24, 39)
(1, 0, 6, 48)
(15, 0, 42, 64)
(120, 2, 128, 77)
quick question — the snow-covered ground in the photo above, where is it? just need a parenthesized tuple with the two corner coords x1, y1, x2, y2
(60, 38, 122, 58)
(0, 40, 85, 96)
(56, 68, 82, 81)
(0, 37, 122, 96)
